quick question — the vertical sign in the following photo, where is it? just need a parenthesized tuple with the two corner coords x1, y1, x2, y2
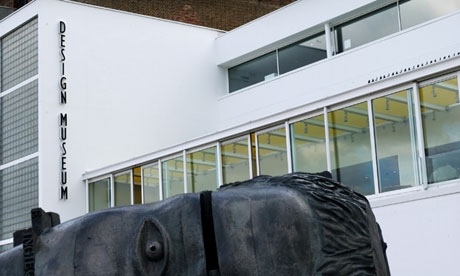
(59, 21, 68, 200)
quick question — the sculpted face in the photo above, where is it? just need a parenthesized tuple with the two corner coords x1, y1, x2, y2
(0, 173, 391, 276)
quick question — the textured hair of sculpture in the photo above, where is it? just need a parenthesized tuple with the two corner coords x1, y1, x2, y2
(220, 173, 389, 275)
(0, 172, 390, 275)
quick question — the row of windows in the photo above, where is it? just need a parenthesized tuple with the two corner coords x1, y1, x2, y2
(89, 73, 460, 211)
(228, 0, 460, 93)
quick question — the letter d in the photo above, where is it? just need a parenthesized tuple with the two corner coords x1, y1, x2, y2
(60, 21, 66, 33)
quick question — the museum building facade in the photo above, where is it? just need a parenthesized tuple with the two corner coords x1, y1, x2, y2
(0, 0, 460, 275)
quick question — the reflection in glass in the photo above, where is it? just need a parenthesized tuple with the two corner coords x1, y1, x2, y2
(257, 127, 288, 176)
(162, 156, 184, 198)
(400, 0, 460, 29)
(229, 51, 277, 92)
(372, 89, 418, 192)
(329, 102, 374, 195)
(278, 33, 327, 74)
(187, 146, 218, 193)
(290, 115, 327, 173)
(221, 137, 251, 184)
(114, 171, 131, 206)
(335, 4, 399, 52)
(89, 178, 110, 212)
(419, 77, 460, 184)
(142, 163, 160, 203)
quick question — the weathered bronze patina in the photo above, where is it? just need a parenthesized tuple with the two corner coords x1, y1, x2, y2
(0, 172, 390, 275)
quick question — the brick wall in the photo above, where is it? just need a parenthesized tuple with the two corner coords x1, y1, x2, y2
(73, 0, 296, 30)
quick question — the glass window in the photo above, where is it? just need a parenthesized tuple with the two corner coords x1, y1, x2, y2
(186, 146, 218, 193)
(372, 89, 419, 192)
(335, 4, 399, 52)
(162, 155, 184, 198)
(290, 114, 328, 174)
(133, 167, 142, 204)
(114, 171, 131, 206)
(142, 163, 160, 203)
(257, 126, 289, 176)
(400, 0, 460, 29)
(418, 77, 460, 184)
(328, 102, 374, 195)
(89, 177, 110, 212)
(228, 51, 277, 93)
(221, 137, 252, 184)
(278, 33, 327, 74)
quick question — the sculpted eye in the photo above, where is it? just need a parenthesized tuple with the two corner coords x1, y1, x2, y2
(146, 240, 163, 260)
(136, 218, 168, 274)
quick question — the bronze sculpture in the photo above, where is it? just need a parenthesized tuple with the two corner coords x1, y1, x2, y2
(0, 172, 390, 275)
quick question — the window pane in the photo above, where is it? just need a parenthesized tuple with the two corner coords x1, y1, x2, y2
(290, 115, 327, 173)
(133, 167, 142, 204)
(114, 172, 131, 206)
(89, 178, 110, 212)
(419, 77, 460, 184)
(335, 5, 399, 52)
(228, 51, 277, 92)
(279, 33, 327, 74)
(162, 156, 184, 198)
(400, 0, 460, 29)
(257, 127, 288, 176)
(221, 137, 251, 184)
(372, 89, 418, 192)
(142, 163, 160, 203)
(328, 103, 375, 195)
(187, 146, 218, 193)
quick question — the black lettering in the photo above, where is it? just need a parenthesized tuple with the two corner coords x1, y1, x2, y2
(60, 127, 67, 140)
(60, 34, 65, 47)
(61, 170, 67, 184)
(59, 21, 66, 33)
(61, 156, 67, 170)
(60, 186, 68, 200)
(60, 76, 67, 90)
(60, 113, 67, 126)
(61, 49, 66, 62)
(60, 90, 67, 104)
(61, 142, 67, 155)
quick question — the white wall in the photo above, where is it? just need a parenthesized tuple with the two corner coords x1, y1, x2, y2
(373, 191, 460, 275)
(34, 0, 226, 220)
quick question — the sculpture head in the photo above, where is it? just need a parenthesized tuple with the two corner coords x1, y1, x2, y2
(0, 173, 390, 275)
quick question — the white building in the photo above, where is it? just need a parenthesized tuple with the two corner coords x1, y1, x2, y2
(0, 0, 459, 274)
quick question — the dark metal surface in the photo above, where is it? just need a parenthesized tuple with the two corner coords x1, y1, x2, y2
(0, 172, 390, 275)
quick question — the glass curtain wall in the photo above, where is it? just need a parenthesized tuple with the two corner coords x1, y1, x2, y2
(162, 156, 184, 198)
(186, 146, 218, 193)
(89, 177, 110, 212)
(334, 4, 399, 53)
(278, 33, 327, 74)
(257, 126, 289, 176)
(399, 0, 460, 29)
(142, 163, 160, 203)
(114, 171, 131, 206)
(228, 52, 277, 92)
(290, 114, 328, 174)
(372, 89, 418, 192)
(418, 76, 460, 184)
(133, 167, 142, 204)
(328, 102, 375, 195)
(221, 136, 252, 184)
